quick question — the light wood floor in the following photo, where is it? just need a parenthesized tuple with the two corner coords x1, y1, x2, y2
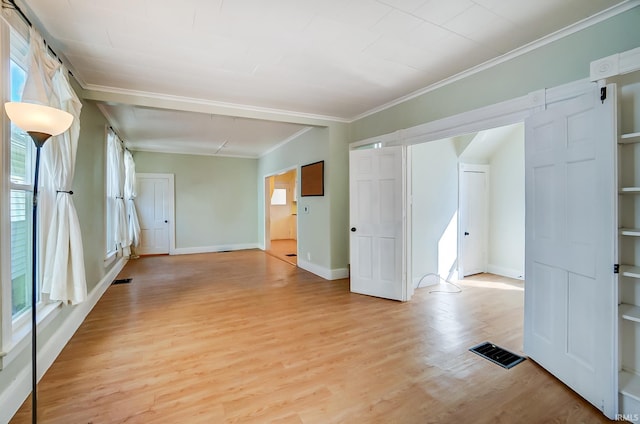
(11, 251, 613, 423)
(267, 239, 297, 266)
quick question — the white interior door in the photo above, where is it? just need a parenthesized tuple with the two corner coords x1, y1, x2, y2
(349, 146, 406, 301)
(524, 84, 617, 418)
(135, 173, 174, 255)
(460, 165, 489, 277)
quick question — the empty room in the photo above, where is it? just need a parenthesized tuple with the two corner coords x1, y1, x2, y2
(1, 1, 640, 423)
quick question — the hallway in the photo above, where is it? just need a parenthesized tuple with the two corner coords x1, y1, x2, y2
(267, 238, 297, 266)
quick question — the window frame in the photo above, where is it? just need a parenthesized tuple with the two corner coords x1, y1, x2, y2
(104, 127, 122, 265)
(0, 21, 62, 368)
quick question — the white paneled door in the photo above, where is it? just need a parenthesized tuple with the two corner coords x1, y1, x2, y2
(349, 146, 406, 301)
(460, 164, 489, 277)
(524, 84, 617, 418)
(136, 173, 174, 255)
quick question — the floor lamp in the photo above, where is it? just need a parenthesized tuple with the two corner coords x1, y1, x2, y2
(4, 102, 73, 424)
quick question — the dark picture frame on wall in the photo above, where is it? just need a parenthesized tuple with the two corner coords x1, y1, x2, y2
(300, 160, 324, 196)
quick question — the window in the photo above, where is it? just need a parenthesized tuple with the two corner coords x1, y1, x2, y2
(271, 188, 287, 205)
(8, 28, 34, 322)
(105, 129, 125, 259)
(105, 130, 117, 257)
(1, 22, 65, 366)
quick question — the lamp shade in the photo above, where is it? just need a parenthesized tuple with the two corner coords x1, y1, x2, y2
(5, 102, 73, 136)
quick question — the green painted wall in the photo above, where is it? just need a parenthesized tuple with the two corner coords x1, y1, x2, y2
(74, 96, 112, 289)
(258, 127, 332, 270)
(327, 123, 350, 270)
(133, 152, 258, 249)
(350, 6, 640, 141)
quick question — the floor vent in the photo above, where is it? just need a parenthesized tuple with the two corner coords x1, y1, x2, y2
(112, 278, 132, 285)
(469, 342, 526, 369)
(285, 253, 297, 257)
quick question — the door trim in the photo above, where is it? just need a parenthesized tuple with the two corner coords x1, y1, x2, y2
(136, 173, 176, 255)
(262, 166, 298, 255)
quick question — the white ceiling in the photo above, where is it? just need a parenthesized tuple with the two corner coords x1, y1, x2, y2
(99, 104, 312, 157)
(16, 0, 630, 157)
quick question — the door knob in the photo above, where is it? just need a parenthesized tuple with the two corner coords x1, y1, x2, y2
(464, 232, 469, 236)
(351, 227, 356, 232)
(165, 220, 168, 223)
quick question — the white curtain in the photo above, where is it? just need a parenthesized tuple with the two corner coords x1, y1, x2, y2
(124, 149, 140, 247)
(107, 130, 128, 250)
(22, 27, 87, 304)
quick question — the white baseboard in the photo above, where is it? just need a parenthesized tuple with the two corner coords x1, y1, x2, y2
(0, 257, 127, 424)
(297, 259, 349, 280)
(172, 243, 260, 255)
(330, 267, 350, 280)
(487, 264, 524, 280)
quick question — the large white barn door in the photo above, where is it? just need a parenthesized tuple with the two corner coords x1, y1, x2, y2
(524, 84, 617, 418)
(349, 146, 406, 301)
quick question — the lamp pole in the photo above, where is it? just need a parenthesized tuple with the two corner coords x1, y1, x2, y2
(5, 102, 74, 424)
(28, 132, 51, 424)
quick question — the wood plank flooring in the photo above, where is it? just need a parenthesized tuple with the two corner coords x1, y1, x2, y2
(267, 239, 297, 266)
(11, 251, 612, 423)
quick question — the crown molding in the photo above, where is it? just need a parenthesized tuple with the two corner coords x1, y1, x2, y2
(348, 0, 640, 123)
(82, 84, 346, 126)
(11, 0, 638, 126)
(127, 145, 260, 160)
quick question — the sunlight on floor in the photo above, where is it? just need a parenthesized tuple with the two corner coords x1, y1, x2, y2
(461, 278, 524, 291)
(416, 273, 524, 292)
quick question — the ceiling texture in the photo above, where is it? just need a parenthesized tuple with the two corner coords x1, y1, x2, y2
(14, 0, 631, 157)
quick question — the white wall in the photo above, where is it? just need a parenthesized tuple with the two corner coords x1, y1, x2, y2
(411, 124, 525, 286)
(411, 138, 459, 286)
(488, 125, 525, 279)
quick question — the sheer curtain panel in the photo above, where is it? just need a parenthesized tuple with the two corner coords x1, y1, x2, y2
(22, 27, 87, 304)
(107, 130, 128, 251)
(124, 149, 140, 248)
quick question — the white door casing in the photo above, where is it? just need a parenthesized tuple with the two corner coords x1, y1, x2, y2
(524, 84, 617, 418)
(459, 164, 489, 277)
(349, 146, 407, 301)
(135, 173, 175, 255)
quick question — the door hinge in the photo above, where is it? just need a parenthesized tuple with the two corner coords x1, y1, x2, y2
(600, 87, 607, 104)
(614, 264, 620, 274)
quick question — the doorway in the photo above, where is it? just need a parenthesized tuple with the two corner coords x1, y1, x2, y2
(135, 173, 175, 255)
(410, 123, 524, 287)
(265, 169, 298, 265)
